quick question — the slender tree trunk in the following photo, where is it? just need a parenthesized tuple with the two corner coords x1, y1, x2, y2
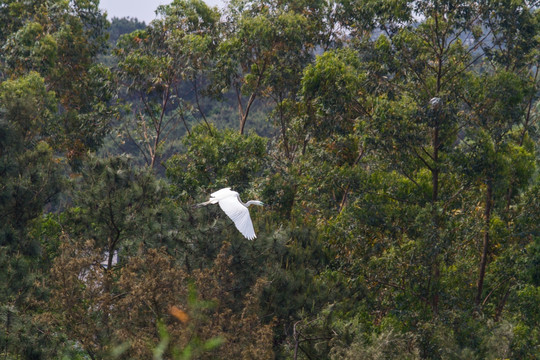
(237, 61, 266, 134)
(279, 102, 291, 160)
(429, 44, 443, 315)
(430, 103, 441, 314)
(476, 179, 493, 306)
(495, 285, 511, 321)
(239, 93, 257, 135)
(338, 146, 365, 213)
(431, 125, 440, 315)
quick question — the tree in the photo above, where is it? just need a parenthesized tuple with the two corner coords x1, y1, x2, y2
(108, 16, 146, 46)
(467, 0, 540, 311)
(1, 0, 539, 358)
(166, 123, 268, 198)
(165, 123, 268, 267)
(458, 71, 532, 308)
(63, 155, 174, 265)
(0, 72, 64, 358)
(280, 0, 539, 358)
(44, 155, 181, 358)
(215, 0, 334, 134)
(114, 0, 221, 169)
(1, 0, 113, 160)
(47, 237, 275, 359)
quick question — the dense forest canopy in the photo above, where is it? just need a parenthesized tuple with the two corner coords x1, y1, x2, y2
(1, 0, 539, 359)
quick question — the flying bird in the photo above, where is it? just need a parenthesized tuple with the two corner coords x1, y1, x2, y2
(197, 187, 264, 240)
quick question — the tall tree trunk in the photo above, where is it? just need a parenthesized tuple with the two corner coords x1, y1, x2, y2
(495, 284, 511, 321)
(236, 87, 257, 135)
(431, 124, 440, 315)
(279, 102, 291, 160)
(429, 47, 443, 315)
(476, 179, 493, 306)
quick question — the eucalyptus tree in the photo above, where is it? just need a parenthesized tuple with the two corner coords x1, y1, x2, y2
(289, 0, 539, 357)
(0, 0, 113, 160)
(215, 0, 336, 136)
(299, 0, 486, 317)
(459, 0, 540, 311)
(367, 1, 498, 316)
(459, 71, 535, 310)
(114, 0, 220, 169)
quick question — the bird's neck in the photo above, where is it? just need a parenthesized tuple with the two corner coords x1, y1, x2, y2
(245, 200, 261, 207)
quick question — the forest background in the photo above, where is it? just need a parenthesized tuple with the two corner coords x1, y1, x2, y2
(1, 0, 539, 359)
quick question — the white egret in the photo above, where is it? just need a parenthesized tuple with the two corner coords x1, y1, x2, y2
(197, 187, 264, 240)
(429, 97, 442, 109)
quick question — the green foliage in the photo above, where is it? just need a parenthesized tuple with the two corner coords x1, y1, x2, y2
(1, 0, 539, 359)
(215, 0, 335, 133)
(113, 0, 221, 168)
(2, 21, 58, 73)
(166, 124, 268, 199)
(0, 71, 57, 140)
(0, 0, 114, 160)
(152, 306, 225, 360)
(0, 64, 64, 360)
(302, 48, 366, 138)
(63, 155, 175, 255)
(0, 70, 63, 268)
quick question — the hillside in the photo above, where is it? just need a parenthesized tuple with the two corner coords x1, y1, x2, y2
(1, 0, 539, 359)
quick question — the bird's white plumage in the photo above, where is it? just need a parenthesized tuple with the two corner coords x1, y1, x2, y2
(218, 195, 256, 240)
(198, 187, 261, 240)
(209, 187, 234, 202)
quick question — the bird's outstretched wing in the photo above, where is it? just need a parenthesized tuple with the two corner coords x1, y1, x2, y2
(210, 187, 232, 200)
(218, 195, 256, 240)
(197, 188, 233, 207)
